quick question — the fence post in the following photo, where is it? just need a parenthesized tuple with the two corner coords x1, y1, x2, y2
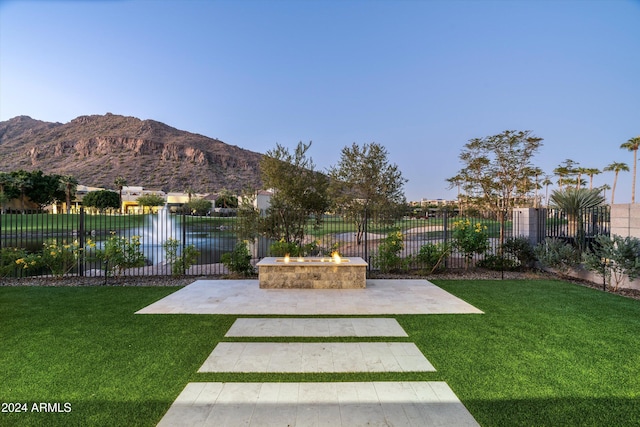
(363, 208, 368, 272)
(443, 209, 449, 269)
(182, 210, 187, 275)
(512, 207, 547, 246)
(78, 207, 85, 277)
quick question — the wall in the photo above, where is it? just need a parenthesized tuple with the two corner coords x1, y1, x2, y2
(611, 204, 640, 239)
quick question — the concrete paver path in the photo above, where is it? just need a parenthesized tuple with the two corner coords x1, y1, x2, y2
(225, 317, 408, 337)
(157, 381, 480, 427)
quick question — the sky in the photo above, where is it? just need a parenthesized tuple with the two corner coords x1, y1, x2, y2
(1, 0, 639, 203)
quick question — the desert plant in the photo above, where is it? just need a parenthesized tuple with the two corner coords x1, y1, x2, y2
(415, 242, 449, 273)
(163, 238, 200, 276)
(96, 233, 146, 277)
(221, 241, 255, 276)
(477, 254, 520, 271)
(583, 234, 640, 291)
(502, 236, 537, 269)
(451, 219, 490, 269)
(1, 247, 34, 277)
(534, 237, 581, 272)
(38, 238, 83, 277)
(373, 230, 405, 273)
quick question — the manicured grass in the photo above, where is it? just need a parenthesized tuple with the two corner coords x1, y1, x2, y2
(1, 280, 639, 426)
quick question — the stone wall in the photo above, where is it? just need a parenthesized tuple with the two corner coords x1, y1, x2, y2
(611, 204, 640, 239)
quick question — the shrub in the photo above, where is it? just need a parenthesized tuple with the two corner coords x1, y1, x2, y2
(1, 247, 33, 277)
(502, 237, 537, 269)
(477, 254, 520, 271)
(221, 241, 255, 276)
(415, 242, 449, 273)
(452, 219, 490, 269)
(38, 238, 83, 277)
(373, 230, 405, 273)
(534, 237, 581, 272)
(163, 238, 200, 276)
(269, 239, 301, 257)
(97, 233, 146, 277)
(583, 234, 640, 291)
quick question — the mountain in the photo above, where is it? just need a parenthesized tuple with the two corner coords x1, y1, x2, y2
(0, 113, 263, 193)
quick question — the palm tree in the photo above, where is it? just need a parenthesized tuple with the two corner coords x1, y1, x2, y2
(59, 175, 78, 214)
(584, 168, 601, 189)
(13, 173, 32, 213)
(542, 176, 553, 207)
(599, 184, 611, 201)
(114, 176, 127, 214)
(550, 187, 605, 251)
(0, 172, 14, 214)
(620, 136, 640, 203)
(603, 162, 629, 205)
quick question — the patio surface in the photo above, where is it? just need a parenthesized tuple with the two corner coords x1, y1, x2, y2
(136, 279, 483, 315)
(147, 279, 482, 426)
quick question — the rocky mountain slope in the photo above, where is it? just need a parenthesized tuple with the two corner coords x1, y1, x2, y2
(0, 113, 263, 193)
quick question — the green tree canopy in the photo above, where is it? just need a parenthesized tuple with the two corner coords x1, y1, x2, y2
(82, 190, 120, 212)
(449, 130, 543, 242)
(136, 194, 165, 212)
(328, 142, 407, 244)
(260, 141, 329, 244)
(187, 198, 213, 216)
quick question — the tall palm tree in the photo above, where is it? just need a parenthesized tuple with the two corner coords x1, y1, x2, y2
(584, 168, 601, 189)
(0, 172, 14, 214)
(542, 176, 553, 207)
(59, 175, 78, 214)
(620, 136, 640, 203)
(13, 173, 32, 214)
(114, 176, 127, 214)
(599, 184, 611, 201)
(603, 162, 629, 205)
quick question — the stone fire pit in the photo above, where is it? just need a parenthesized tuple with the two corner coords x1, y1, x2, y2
(256, 257, 367, 289)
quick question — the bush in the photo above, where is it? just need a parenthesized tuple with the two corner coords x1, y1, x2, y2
(477, 254, 520, 271)
(97, 233, 146, 277)
(534, 237, 581, 272)
(501, 237, 537, 269)
(1, 247, 33, 277)
(373, 230, 405, 273)
(583, 234, 640, 291)
(38, 238, 83, 277)
(415, 242, 449, 273)
(221, 241, 255, 276)
(452, 219, 490, 269)
(163, 238, 200, 276)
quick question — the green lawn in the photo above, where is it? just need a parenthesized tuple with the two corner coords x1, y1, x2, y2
(1, 280, 639, 426)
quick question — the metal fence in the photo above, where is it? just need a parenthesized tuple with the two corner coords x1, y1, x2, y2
(0, 206, 611, 279)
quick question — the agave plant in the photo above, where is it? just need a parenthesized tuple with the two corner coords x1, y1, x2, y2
(549, 188, 605, 250)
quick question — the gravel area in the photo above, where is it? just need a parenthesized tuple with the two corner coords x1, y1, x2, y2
(2, 269, 639, 301)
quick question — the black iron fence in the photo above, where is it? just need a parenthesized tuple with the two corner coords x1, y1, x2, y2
(0, 206, 611, 279)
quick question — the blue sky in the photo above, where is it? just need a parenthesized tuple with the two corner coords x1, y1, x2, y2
(1, 0, 639, 202)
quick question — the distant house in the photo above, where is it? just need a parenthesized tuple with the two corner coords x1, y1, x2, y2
(254, 190, 273, 215)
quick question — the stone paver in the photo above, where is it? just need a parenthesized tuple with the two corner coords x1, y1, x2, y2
(198, 342, 435, 373)
(225, 317, 408, 337)
(136, 279, 483, 315)
(157, 381, 481, 427)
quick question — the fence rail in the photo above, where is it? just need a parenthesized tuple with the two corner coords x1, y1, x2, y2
(0, 207, 610, 279)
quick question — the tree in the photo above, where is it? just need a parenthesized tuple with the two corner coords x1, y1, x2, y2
(449, 130, 543, 243)
(549, 187, 605, 251)
(620, 136, 640, 203)
(260, 141, 329, 245)
(329, 142, 407, 245)
(553, 159, 579, 190)
(58, 175, 78, 213)
(136, 194, 165, 213)
(583, 168, 601, 190)
(0, 172, 14, 213)
(187, 198, 213, 216)
(11, 171, 33, 213)
(542, 176, 553, 207)
(603, 162, 629, 205)
(114, 176, 127, 213)
(82, 190, 120, 212)
(215, 189, 238, 208)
